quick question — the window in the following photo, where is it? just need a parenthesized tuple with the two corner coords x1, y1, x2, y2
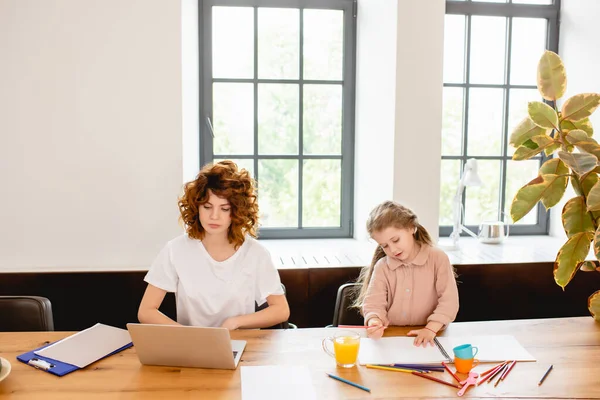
(440, 0, 560, 237)
(200, 0, 356, 239)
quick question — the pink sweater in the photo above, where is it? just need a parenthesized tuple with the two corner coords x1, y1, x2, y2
(362, 244, 459, 327)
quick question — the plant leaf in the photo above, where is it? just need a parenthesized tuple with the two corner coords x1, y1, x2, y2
(509, 117, 548, 148)
(586, 180, 600, 212)
(544, 142, 561, 156)
(565, 130, 600, 158)
(539, 159, 569, 208)
(537, 50, 567, 101)
(594, 226, 600, 259)
(561, 93, 600, 122)
(579, 261, 600, 271)
(553, 232, 593, 289)
(511, 174, 563, 221)
(562, 196, 594, 237)
(561, 118, 594, 137)
(513, 135, 554, 161)
(580, 172, 599, 197)
(589, 290, 600, 321)
(528, 101, 559, 130)
(558, 150, 598, 175)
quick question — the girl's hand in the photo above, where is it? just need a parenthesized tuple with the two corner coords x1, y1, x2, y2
(366, 317, 386, 339)
(221, 317, 240, 330)
(407, 328, 436, 347)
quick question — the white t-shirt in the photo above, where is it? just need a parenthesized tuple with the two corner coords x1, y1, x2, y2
(144, 234, 284, 327)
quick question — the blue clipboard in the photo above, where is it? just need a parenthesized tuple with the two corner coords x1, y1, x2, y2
(17, 340, 133, 377)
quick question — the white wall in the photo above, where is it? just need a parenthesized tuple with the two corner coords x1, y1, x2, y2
(0, 0, 183, 269)
(354, 0, 445, 241)
(550, 0, 600, 238)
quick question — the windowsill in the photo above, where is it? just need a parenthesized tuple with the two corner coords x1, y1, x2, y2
(0, 235, 571, 274)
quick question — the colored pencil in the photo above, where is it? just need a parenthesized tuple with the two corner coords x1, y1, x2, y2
(375, 365, 430, 374)
(366, 364, 417, 374)
(480, 361, 508, 378)
(499, 361, 517, 382)
(441, 361, 462, 384)
(538, 365, 553, 386)
(477, 363, 507, 386)
(393, 364, 445, 371)
(487, 363, 508, 384)
(412, 371, 461, 389)
(326, 373, 371, 392)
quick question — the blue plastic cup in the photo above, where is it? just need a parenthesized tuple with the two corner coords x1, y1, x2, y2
(453, 344, 479, 360)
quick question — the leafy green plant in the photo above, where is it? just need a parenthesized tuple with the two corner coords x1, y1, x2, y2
(510, 50, 600, 320)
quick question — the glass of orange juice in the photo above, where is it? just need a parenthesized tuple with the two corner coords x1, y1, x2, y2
(322, 330, 361, 368)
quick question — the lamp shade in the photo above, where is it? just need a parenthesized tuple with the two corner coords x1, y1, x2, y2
(463, 158, 483, 187)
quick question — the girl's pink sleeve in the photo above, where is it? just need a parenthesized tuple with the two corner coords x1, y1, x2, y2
(427, 253, 459, 327)
(361, 260, 390, 326)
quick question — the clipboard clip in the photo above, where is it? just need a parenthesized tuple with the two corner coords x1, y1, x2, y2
(28, 357, 55, 371)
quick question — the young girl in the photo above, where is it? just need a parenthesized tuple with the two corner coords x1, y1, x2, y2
(138, 160, 290, 329)
(353, 201, 458, 346)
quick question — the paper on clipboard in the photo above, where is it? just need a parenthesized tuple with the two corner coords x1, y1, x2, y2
(34, 323, 132, 368)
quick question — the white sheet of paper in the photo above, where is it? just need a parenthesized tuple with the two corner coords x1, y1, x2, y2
(358, 334, 536, 365)
(241, 366, 317, 400)
(437, 335, 536, 362)
(35, 323, 132, 368)
(358, 337, 446, 365)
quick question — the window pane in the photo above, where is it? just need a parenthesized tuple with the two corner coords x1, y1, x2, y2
(213, 83, 254, 155)
(506, 160, 539, 225)
(303, 9, 343, 81)
(439, 160, 461, 226)
(258, 84, 299, 155)
(465, 160, 500, 225)
(442, 87, 464, 156)
(510, 18, 547, 85)
(513, 0, 552, 4)
(444, 15, 466, 83)
(507, 88, 541, 156)
(212, 7, 253, 79)
(303, 160, 341, 227)
(467, 88, 504, 156)
(303, 84, 342, 155)
(214, 159, 254, 177)
(470, 16, 507, 84)
(258, 159, 298, 227)
(258, 8, 299, 79)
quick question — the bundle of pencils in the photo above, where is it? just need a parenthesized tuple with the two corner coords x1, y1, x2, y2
(366, 364, 440, 374)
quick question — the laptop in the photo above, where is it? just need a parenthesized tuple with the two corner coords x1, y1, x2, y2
(126, 323, 246, 370)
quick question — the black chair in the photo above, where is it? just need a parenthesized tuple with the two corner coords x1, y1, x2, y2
(255, 284, 297, 329)
(330, 283, 364, 327)
(0, 296, 54, 331)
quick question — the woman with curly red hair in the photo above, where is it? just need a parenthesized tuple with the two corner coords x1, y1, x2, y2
(138, 160, 290, 329)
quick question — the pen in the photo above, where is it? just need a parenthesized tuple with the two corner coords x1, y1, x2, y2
(326, 373, 371, 393)
(538, 365, 553, 386)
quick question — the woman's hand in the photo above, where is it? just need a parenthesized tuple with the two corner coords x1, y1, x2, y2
(221, 316, 241, 330)
(407, 328, 436, 347)
(366, 317, 386, 339)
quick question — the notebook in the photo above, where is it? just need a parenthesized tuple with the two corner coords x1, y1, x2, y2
(358, 335, 536, 365)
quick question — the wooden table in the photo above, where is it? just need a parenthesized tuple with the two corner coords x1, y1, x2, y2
(0, 317, 599, 399)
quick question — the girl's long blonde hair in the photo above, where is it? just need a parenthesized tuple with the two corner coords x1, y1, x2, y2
(351, 201, 433, 310)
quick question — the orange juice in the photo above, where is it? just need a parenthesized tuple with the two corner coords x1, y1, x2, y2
(333, 336, 360, 367)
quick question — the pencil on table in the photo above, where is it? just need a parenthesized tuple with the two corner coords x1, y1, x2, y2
(441, 362, 462, 385)
(477, 363, 507, 386)
(488, 363, 508, 385)
(480, 361, 508, 378)
(366, 365, 417, 374)
(538, 365, 553, 386)
(411, 372, 461, 389)
(376, 365, 430, 373)
(326, 373, 371, 393)
(494, 361, 516, 387)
